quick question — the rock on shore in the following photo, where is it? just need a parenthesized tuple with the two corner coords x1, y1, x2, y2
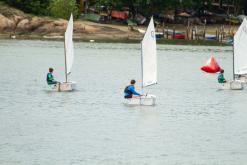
(0, 4, 141, 41)
(0, 5, 70, 35)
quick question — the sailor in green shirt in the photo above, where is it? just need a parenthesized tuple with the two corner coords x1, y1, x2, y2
(218, 69, 226, 83)
(46, 68, 59, 85)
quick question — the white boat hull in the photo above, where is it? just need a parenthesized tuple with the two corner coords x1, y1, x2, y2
(219, 81, 243, 90)
(237, 75, 247, 83)
(49, 82, 76, 92)
(124, 94, 156, 106)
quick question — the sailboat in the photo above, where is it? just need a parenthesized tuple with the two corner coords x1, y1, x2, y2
(52, 14, 76, 91)
(233, 18, 247, 83)
(125, 17, 157, 106)
(220, 19, 246, 90)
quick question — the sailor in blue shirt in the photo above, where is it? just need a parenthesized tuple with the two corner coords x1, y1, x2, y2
(124, 79, 142, 98)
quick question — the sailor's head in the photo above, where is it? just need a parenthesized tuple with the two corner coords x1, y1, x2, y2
(130, 79, 136, 85)
(220, 69, 224, 73)
(49, 68, 54, 73)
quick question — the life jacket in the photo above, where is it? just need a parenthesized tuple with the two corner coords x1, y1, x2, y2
(46, 73, 53, 82)
(124, 85, 133, 96)
(218, 73, 225, 83)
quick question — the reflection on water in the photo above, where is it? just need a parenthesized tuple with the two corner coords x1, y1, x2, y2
(0, 40, 247, 165)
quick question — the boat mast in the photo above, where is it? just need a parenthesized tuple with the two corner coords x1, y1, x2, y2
(64, 33, 68, 83)
(233, 38, 235, 80)
(141, 40, 144, 91)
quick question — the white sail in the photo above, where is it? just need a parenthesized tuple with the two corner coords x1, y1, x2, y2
(65, 14, 74, 75)
(141, 17, 157, 87)
(234, 18, 247, 75)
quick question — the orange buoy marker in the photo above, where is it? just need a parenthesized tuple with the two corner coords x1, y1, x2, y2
(201, 56, 221, 73)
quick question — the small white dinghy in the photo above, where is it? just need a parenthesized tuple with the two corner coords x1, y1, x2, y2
(125, 17, 157, 106)
(219, 19, 247, 90)
(234, 18, 247, 84)
(50, 14, 76, 92)
(220, 80, 243, 90)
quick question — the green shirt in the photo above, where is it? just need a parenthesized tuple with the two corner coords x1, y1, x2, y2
(47, 73, 54, 84)
(218, 73, 226, 83)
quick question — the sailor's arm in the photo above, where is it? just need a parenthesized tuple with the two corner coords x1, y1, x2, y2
(129, 86, 141, 95)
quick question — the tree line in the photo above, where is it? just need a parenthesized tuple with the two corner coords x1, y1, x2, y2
(1, 0, 247, 19)
(1, 0, 79, 18)
(90, 0, 247, 16)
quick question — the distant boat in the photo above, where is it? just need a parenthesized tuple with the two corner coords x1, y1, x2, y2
(205, 34, 217, 41)
(173, 33, 185, 39)
(226, 38, 233, 45)
(138, 28, 163, 39)
(137, 28, 145, 34)
(51, 14, 76, 91)
(124, 17, 157, 106)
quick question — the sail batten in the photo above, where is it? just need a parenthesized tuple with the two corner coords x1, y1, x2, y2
(234, 18, 247, 75)
(141, 17, 157, 87)
(65, 14, 74, 76)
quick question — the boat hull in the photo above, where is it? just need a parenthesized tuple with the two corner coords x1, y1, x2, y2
(124, 94, 156, 106)
(49, 82, 76, 92)
(236, 75, 247, 83)
(219, 81, 243, 90)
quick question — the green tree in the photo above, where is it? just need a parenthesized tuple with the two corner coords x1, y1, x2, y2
(244, 0, 247, 15)
(49, 0, 79, 19)
(88, 0, 205, 17)
(3, 0, 50, 15)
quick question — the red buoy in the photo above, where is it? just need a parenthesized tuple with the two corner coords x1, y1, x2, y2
(201, 56, 221, 73)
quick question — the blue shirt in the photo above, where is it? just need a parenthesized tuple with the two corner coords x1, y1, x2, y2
(124, 85, 140, 97)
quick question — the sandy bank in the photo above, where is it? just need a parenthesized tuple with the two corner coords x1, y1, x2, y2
(0, 3, 142, 41)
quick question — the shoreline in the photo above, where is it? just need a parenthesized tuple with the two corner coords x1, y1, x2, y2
(0, 3, 234, 46)
(0, 33, 228, 46)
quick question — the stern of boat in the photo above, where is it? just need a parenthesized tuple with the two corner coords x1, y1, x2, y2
(220, 81, 243, 90)
(50, 81, 76, 92)
(124, 94, 156, 106)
